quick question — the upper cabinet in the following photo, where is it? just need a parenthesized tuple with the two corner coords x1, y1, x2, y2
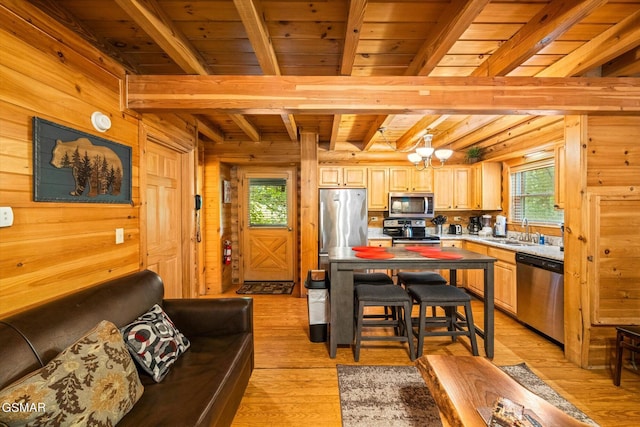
(367, 167, 390, 210)
(389, 167, 434, 192)
(472, 162, 502, 210)
(319, 166, 367, 187)
(320, 163, 501, 212)
(554, 144, 565, 210)
(434, 167, 472, 210)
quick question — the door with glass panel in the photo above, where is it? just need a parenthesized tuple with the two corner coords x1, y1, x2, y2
(239, 167, 296, 282)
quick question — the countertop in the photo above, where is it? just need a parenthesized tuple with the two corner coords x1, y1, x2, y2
(367, 228, 564, 261)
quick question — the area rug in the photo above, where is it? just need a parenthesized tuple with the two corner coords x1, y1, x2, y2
(235, 281, 294, 295)
(337, 364, 599, 427)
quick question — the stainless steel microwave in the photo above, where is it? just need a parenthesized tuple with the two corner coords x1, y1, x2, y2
(388, 192, 435, 218)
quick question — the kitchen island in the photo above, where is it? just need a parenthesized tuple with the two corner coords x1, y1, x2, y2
(327, 246, 497, 358)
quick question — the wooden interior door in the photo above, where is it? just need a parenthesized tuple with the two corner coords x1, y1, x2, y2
(145, 141, 183, 298)
(240, 167, 296, 282)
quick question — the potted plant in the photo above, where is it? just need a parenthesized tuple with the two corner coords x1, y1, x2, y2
(466, 146, 482, 163)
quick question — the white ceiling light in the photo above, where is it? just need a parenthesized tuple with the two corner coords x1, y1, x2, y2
(408, 133, 453, 170)
(91, 111, 111, 132)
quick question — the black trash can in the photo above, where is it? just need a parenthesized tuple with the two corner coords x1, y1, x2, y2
(305, 270, 330, 343)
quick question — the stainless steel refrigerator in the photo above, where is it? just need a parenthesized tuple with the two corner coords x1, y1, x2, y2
(318, 188, 367, 269)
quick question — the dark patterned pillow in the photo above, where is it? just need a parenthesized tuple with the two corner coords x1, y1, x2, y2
(0, 320, 143, 427)
(120, 304, 190, 382)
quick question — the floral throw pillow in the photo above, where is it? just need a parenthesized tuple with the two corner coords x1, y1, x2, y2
(120, 304, 190, 382)
(0, 320, 143, 427)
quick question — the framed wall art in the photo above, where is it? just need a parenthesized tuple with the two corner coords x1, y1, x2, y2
(32, 117, 132, 204)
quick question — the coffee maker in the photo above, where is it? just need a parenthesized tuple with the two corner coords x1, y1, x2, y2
(494, 215, 507, 237)
(468, 216, 481, 235)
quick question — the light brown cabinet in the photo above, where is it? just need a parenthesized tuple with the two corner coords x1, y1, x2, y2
(463, 241, 517, 315)
(367, 167, 389, 210)
(434, 167, 472, 210)
(464, 241, 488, 296)
(439, 240, 463, 282)
(554, 144, 566, 210)
(472, 162, 502, 210)
(367, 238, 393, 276)
(486, 246, 517, 315)
(389, 167, 434, 192)
(318, 166, 367, 187)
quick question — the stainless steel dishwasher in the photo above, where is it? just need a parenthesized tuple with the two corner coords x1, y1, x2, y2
(516, 253, 564, 345)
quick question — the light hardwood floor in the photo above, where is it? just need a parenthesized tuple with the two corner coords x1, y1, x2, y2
(216, 287, 639, 426)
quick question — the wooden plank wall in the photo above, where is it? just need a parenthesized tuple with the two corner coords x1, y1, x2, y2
(0, 2, 196, 316)
(584, 116, 640, 368)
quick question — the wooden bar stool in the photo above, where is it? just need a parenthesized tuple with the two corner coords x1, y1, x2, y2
(354, 272, 395, 320)
(614, 325, 640, 386)
(353, 284, 416, 362)
(398, 271, 448, 317)
(408, 284, 478, 358)
(397, 271, 448, 288)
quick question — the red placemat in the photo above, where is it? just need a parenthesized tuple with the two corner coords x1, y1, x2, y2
(421, 252, 463, 259)
(352, 246, 387, 252)
(355, 251, 395, 259)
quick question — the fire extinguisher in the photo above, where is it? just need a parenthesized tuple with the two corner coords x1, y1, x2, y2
(223, 240, 232, 265)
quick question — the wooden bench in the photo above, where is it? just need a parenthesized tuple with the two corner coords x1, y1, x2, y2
(416, 355, 589, 426)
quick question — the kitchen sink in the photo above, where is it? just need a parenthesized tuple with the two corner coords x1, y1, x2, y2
(481, 238, 537, 246)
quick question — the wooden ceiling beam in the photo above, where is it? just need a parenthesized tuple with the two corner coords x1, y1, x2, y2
(114, 0, 210, 75)
(335, 0, 368, 150)
(448, 115, 535, 152)
(340, 0, 367, 75)
(472, 0, 607, 77)
(407, 0, 490, 76)
(394, 115, 451, 151)
(126, 75, 640, 115)
(537, 9, 640, 77)
(603, 47, 640, 77)
(233, 0, 279, 75)
(233, 0, 298, 141)
(229, 114, 260, 142)
(481, 119, 565, 162)
(329, 115, 341, 151)
(372, 0, 487, 152)
(196, 118, 225, 143)
(426, 0, 605, 155)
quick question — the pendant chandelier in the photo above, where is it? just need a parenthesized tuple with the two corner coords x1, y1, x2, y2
(407, 133, 453, 170)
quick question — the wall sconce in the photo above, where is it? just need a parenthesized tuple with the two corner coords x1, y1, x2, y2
(91, 111, 111, 132)
(407, 133, 453, 170)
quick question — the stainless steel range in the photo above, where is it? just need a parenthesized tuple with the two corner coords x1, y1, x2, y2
(383, 218, 440, 246)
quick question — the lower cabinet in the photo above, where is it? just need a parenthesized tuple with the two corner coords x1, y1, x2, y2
(464, 241, 517, 316)
(439, 240, 462, 282)
(486, 247, 517, 315)
(464, 242, 488, 296)
(367, 238, 392, 276)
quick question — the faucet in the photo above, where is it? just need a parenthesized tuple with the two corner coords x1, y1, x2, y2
(521, 218, 530, 242)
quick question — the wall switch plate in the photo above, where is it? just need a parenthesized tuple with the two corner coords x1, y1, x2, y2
(454, 216, 462, 221)
(115, 228, 124, 244)
(370, 216, 379, 222)
(0, 207, 14, 227)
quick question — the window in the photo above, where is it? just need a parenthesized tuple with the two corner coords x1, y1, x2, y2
(248, 178, 288, 227)
(510, 160, 564, 224)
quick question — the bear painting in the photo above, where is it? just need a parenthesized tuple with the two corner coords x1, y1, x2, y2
(50, 137, 123, 197)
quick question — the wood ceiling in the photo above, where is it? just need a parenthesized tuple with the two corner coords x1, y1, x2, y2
(35, 0, 640, 162)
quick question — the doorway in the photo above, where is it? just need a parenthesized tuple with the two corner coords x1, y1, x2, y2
(141, 126, 196, 299)
(239, 167, 297, 283)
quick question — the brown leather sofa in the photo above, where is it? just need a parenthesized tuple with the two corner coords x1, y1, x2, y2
(0, 270, 254, 426)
